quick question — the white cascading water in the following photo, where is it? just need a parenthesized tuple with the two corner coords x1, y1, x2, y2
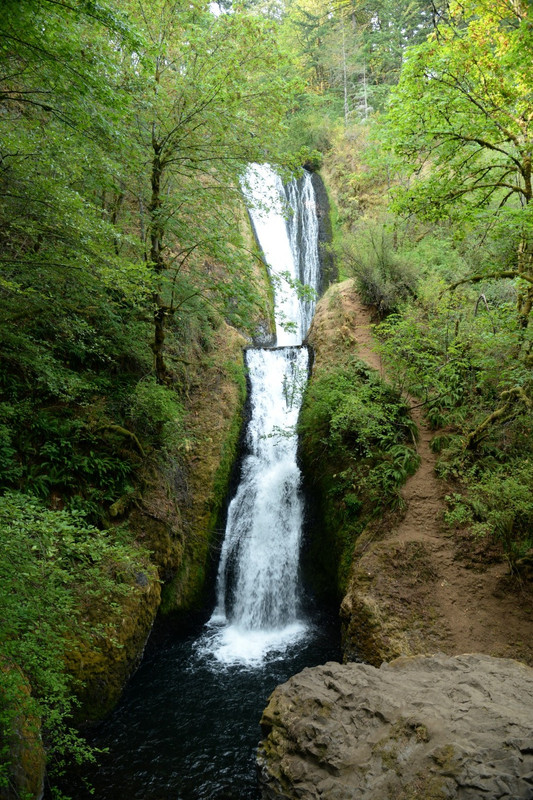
(199, 163, 321, 665)
(286, 170, 320, 336)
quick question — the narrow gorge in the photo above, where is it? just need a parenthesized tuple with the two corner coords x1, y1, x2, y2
(58, 164, 339, 799)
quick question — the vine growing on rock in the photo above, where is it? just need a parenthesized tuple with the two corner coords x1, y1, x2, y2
(0, 492, 152, 793)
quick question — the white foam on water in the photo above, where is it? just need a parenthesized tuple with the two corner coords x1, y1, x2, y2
(196, 621, 309, 667)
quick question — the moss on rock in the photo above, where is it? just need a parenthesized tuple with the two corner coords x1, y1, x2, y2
(341, 536, 445, 665)
(258, 655, 533, 800)
(65, 560, 160, 724)
(64, 314, 254, 725)
(299, 283, 418, 604)
(158, 323, 247, 616)
(0, 663, 45, 800)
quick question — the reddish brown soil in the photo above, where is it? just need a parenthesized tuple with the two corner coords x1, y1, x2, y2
(327, 282, 533, 666)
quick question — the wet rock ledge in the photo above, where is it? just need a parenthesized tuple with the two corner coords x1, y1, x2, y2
(257, 653, 533, 800)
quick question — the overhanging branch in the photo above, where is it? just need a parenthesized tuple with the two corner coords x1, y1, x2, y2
(444, 271, 533, 294)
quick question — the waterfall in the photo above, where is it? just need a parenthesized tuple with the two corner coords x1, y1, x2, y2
(199, 163, 321, 665)
(286, 171, 320, 336)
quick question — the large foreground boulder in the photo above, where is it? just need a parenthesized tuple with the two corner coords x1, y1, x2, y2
(257, 653, 533, 800)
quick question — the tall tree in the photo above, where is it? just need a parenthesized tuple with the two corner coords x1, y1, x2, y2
(387, 0, 533, 328)
(124, 0, 298, 382)
(284, 0, 438, 118)
(0, 0, 151, 415)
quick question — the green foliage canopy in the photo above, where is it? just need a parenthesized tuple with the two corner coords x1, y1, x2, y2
(122, 0, 301, 380)
(386, 0, 533, 324)
(0, 2, 301, 789)
(0, 492, 150, 790)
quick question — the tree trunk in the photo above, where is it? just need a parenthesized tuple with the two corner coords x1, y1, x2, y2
(111, 188, 125, 256)
(465, 387, 532, 450)
(517, 236, 533, 330)
(149, 146, 169, 384)
(153, 300, 168, 385)
(342, 23, 349, 126)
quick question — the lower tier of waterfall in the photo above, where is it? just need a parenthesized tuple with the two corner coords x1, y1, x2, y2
(200, 346, 310, 664)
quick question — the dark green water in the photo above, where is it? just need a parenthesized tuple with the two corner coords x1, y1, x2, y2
(61, 611, 340, 800)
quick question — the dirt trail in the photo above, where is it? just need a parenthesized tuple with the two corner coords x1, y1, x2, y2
(341, 286, 533, 666)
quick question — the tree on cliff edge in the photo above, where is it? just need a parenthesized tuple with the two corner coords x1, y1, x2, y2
(124, 0, 298, 383)
(387, 0, 533, 331)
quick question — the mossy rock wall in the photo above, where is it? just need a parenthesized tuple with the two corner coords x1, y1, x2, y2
(340, 532, 442, 666)
(299, 282, 366, 601)
(63, 323, 248, 723)
(299, 282, 418, 614)
(157, 323, 247, 617)
(0, 664, 45, 800)
(65, 560, 161, 724)
(311, 171, 337, 293)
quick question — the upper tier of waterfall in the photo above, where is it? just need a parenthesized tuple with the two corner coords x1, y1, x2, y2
(244, 163, 319, 346)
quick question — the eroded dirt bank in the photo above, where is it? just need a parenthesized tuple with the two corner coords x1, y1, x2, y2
(307, 280, 533, 667)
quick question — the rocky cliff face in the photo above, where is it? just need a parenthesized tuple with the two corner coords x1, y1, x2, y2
(257, 653, 533, 800)
(310, 172, 336, 293)
(65, 562, 161, 724)
(156, 322, 247, 616)
(63, 323, 247, 728)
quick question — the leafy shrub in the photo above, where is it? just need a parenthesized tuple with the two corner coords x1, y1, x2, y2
(0, 410, 22, 485)
(375, 286, 526, 431)
(397, 232, 468, 283)
(429, 433, 455, 454)
(369, 443, 421, 495)
(299, 357, 419, 594)
(0, 492, 149, 791)
(340, 226, 418, 316)
(300, 358, 419, 513)
(0, 404, 135, 514)
(445, 464, 533, 568)
(301, 149, 324, 171)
